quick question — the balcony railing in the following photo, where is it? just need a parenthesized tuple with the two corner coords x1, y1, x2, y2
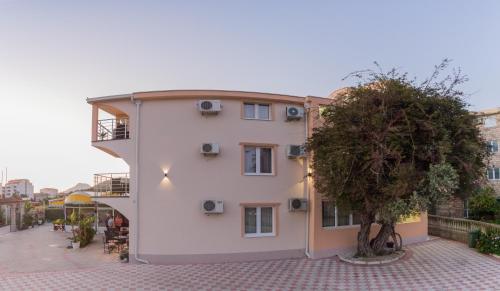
(96, 118, 129, 141)
(92, 173, 130, 197)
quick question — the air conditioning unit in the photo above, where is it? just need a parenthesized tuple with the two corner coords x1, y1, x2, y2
(200, 143, 220, 155)
(202, 200, 224, 214)
(286, 106, 304, 120)
(197, 100, 221, 114)
(288, 198, 308, 212)
(287, 144, 306, 158)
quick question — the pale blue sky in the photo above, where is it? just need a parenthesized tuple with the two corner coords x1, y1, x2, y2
(0, 1, 499, 191)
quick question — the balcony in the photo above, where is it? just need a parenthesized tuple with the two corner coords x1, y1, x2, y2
(96, 118, 130, 142)
(92, 173, 130, 197)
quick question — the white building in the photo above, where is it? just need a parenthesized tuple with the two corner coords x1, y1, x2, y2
(2, 179, 34, 199)
(40, 187, 58, 198)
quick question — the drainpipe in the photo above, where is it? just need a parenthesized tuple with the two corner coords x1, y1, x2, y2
(304, 100, 311, 259)
(131, 96, 149, 264)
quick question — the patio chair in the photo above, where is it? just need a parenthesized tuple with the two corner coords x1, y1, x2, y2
(103, 230, 119, 254)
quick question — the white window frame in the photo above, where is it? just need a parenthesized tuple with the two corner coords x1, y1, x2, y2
(322, 202, 360, 229)
(244, 146, 274, 176)
(243, 103, 271, 121)
(487, 167, 500, 180)
(487, 140, 499, 153)
(244, 206, 276, 238)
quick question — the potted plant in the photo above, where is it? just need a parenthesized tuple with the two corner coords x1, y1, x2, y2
(68, 211, 80, 249)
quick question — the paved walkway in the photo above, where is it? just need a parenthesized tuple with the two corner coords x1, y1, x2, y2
(0, 226, 499, 290)
(0, 224, 117, 274)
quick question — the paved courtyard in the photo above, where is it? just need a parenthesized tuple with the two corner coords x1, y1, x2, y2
(0, 225, 499, 290)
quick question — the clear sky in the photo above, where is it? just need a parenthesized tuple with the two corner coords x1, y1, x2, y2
(1, 1, 499, 191)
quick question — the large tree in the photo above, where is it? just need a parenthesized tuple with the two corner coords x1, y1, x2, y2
(308, 62, 488, 257)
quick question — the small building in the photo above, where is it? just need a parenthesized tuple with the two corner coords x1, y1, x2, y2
(40, 188, 58, 198)
(33, 193, 49, 202)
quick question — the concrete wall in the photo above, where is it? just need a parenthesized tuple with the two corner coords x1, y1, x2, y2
(136, 99, 308, 261)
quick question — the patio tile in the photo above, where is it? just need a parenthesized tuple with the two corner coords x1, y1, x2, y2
(0, 226, 499, 290)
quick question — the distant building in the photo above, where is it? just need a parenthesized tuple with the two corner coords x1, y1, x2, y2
(2, 179, 34, 199)
(477, 107, 500, 197)
(33, 193, 49, 202)
(39, 187, 58, 198)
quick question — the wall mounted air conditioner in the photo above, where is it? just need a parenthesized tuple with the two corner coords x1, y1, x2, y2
(286, 106, 304, 120)
(288, 198, 308, 212)
(200, 143, 220, 155)
(197, 100, 221, 114)
(287, 144, 306, 158)
(202, 200, 224, 214)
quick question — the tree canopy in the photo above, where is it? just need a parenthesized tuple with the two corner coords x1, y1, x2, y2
(308, 61, 488, 256)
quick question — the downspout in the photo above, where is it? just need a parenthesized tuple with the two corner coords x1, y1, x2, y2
(304, 100, 311, 259)
(131, 95, 149, 264)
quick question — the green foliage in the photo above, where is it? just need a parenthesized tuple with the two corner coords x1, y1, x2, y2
(69, 211, 79, 242)
(476, 229, 500, 255)
(307, 61, 488, 255)
(22, 201, 34, 229)
(77, 215, 96, 247)
(45, 208, 64, 222)
(0, 207, 4, 226)
(425, 163, 459, 203)
(469, 187, 498, 220)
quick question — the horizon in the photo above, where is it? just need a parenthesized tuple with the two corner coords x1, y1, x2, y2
(1, 1, 499, 191)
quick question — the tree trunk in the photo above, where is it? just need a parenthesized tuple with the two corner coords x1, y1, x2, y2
(356, 212, 375, 257)
(371, 222, 394, 255)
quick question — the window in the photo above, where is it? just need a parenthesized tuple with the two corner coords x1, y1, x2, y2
(484, 116, 497, 128)
(487, 167, 500, 180)
(321, 201, 360, 228)
(487, 140, 499, 153)
(244, 146, 273, 175)
(244, 206, 275, 237)
(243, 103, 271, 120)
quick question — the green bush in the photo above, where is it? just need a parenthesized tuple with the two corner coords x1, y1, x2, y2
(469, 187, 498, 221)
(45, 208, 64, 222)
(22, 213, 34, 229)
(77, 215, 96, 247)
(476, 229, 500, 255)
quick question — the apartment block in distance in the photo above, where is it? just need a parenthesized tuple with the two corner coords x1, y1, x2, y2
(2, 179, 34, 199)
(87, 89, 428, 264)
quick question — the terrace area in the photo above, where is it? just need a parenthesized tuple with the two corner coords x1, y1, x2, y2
(0, 226, 498, 290)
(92, 173, 130, 197)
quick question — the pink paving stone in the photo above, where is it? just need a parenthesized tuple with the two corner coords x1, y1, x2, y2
(0, 227, 500, 290)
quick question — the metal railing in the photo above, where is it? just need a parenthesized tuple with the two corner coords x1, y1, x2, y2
(428, 214, 500, 243)
(92, 173, 130, 197)
(96, 118, 129, 141)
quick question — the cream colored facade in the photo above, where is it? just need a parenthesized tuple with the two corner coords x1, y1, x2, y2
(88, 90, 428, 264)
(477, 107, 500, 196)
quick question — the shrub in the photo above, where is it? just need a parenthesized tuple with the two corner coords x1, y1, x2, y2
(77, 215, 96, 247)
(22, 213, 34, 229)
(476, 229, 500, 255)
(469, 187, 498, 221)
